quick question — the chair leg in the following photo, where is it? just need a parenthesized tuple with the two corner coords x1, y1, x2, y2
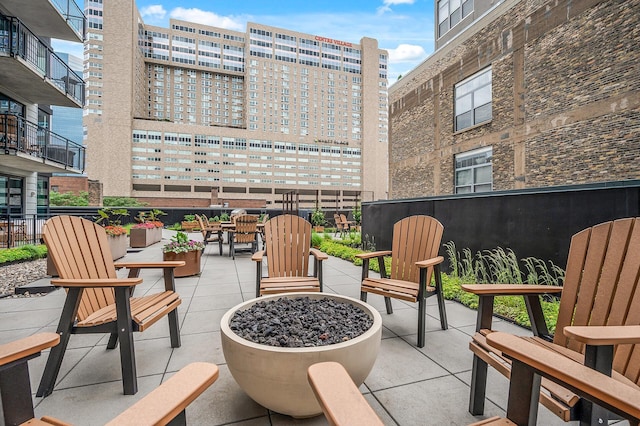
(469, 354, 489, 415)
(1, 359, 36, 425)
(360, 291, 367, 302)
(417, 296, 426, 348)
(36, 288, 83, 398)
(434, 266, 448, 330)
(384, 296, 393, 314)
(114, 287, 137, 395)
(107, 333, 118, 349)
(167, 308, 181, 348)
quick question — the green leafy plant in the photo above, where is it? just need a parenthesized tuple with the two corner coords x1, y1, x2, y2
(162, 231, 205, 254)
(183, 214, 196, 221)
(310, 205, 325, 226)
(94, 208, 129, 236)
(220, 213, 230, 221)
(135, 209, 166, 227)
(352, 202, 361, 225)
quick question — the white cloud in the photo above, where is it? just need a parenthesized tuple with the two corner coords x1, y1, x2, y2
(388, 43, 427, 62)
(169, 7, 244, 31)
(140, 5, 166, 20)
(378, 0, 416, 14)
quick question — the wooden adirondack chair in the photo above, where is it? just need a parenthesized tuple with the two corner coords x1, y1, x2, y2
(229, 214, 259, 259)
(356, 215, 448, 348)
(252, 214, 328, 297)
(37, 215, 184, 397)
(464, 217, 640, 425)
(196, 214, 223, 255)
(0, 332, 218, 426)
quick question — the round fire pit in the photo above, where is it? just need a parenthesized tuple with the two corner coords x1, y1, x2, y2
(220, 292, 382, 418)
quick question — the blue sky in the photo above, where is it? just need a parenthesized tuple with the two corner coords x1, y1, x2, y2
(56, 0, 436, 83)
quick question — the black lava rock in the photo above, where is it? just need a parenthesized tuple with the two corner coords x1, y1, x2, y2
(229, 296, 373, 347)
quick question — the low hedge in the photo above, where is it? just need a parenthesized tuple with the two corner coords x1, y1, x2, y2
(0, 245, 48, 265)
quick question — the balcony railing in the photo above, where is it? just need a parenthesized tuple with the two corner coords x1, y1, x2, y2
(0, 14, 85, 106)
(50, 0, 86, 39)
(1, 113, 86, 172)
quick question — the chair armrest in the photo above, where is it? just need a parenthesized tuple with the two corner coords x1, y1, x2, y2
(308, 362, 384, 426)
(486, 332, 640, 422)
(114, 261, 186, 269)
(252, 250, 265, 262)
(415, 256, 444, 268)
(461, 284, 563, 296)
(310, 248, 329, 260)
(105, 362, 219, 426)
(0, 333, 60, 367)
(50, 278, 143, 288)
(355, 250, 391, 260)
(563, 325, 640, 345)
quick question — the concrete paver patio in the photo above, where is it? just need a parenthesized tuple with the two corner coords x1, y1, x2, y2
(1, 231, 573, 425)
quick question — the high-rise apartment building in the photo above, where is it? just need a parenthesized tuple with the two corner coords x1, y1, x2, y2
(84, 0, 389, 208)
(0, 0, 85, 217)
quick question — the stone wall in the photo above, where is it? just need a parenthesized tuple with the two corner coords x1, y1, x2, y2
(388, 0, 640, 199)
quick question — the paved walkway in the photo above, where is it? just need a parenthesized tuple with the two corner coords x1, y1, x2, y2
(0, 232, 571, 425)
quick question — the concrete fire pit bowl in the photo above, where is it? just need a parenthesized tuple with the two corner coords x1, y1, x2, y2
(220, 292, 382, 418)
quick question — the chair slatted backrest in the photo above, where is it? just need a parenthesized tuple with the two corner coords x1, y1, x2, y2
(43, 215, 117, 321)
(389, 216, 444, 285)
(233, 214, 258, 243)
(263, 215, 312, 278)
(554, 218, 640, 385)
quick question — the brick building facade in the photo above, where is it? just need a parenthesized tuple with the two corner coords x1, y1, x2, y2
(388, 0, 640, 199)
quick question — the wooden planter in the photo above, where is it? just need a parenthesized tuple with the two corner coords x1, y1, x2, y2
(130, 227, 162, 248)
(181, 221, 198, 232)
(47, 233, 128, 277)
(163, 249, 202, 277)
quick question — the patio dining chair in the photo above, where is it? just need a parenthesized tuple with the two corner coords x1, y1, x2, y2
(229, 213, 259, 259)
(37, 215, 184, 397)
(196, 214, 223, 255)
(0, 333, 218, 426)
(253, 214, 328, 297)
(356, 215, 448, 348)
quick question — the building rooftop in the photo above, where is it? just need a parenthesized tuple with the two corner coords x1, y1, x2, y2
(3, 231, 570, 425)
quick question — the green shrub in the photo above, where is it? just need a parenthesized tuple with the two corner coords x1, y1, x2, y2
(103, 196, 148, 207)
(49, 191, 88, 206)
(0, 245, 48, 264)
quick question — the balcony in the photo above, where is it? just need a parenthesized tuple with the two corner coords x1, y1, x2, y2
(0, 14, 84, 108)
(0, 0, 85, 42)
(0, 113, 85, 173)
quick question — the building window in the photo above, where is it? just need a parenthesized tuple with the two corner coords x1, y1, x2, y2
(455, 147, 492, 193)
(438, 0, 473, 37)
(454, 66, 491, 131)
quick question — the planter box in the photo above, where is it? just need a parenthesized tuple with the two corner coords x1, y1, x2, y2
(163, 249, 202, 277)
(47, 233, 128, 277)
(130, 227, 162, 248)
(181, 221, 198, 232)
(108, 233, 128, 260)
